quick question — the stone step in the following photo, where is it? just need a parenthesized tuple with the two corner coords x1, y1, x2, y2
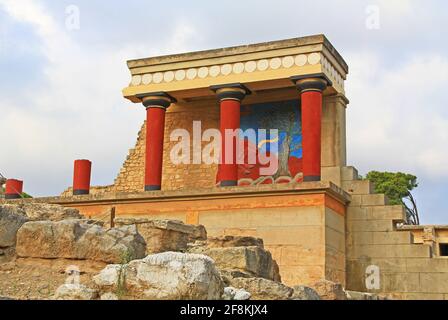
(348, 244, 432, 259)
(406, 257, 448, 273)
(361, 194, 390, 206)
(347, 219, 396, 232)
(347, 205, 405, 221)
(341, 166, 359, 181)
(370, 205, 405, 220)
(342, 180, 373, 195)
(348, 231, 413, 245)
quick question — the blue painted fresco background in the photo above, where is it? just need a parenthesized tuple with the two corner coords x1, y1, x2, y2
(240, 100, 303, 159)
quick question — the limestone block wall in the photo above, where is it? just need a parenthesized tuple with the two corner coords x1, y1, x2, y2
(113, 101, 220, 193)
(322, 95, 347, 169)
(324, 207, 346, 285)
(53, 184, 349, 288)
(344, 167, 448, 300)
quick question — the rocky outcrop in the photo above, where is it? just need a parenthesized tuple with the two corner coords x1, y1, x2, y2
(222, 287, 251, 300)
(1, 203, 83, 221)
(16, 220, 146, 263)
(206, 236, 264, 248)
(345, 290, 391, 300)
(100, 292, 119, 300)
(291, 285, 321, 300)
(188, 235, 280, 282)
(115, 219, 207, 254)
(311, 279, 347, 300)
(227, 277, 293, 300)
(53, 284, 98, 300)
(93, 252, 224, 300)
(191, 246, 281, 282)
(0, 206, 29, 248)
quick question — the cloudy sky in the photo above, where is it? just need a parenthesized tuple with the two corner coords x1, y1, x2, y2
(0, 0, 447, 224)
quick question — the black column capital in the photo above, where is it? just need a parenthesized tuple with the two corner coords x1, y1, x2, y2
(291, 73, 332, 93)
(210, 83, 251, 102)
(137, 92, 176, 109)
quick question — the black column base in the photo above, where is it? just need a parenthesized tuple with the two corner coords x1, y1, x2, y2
(5, 194, 21, 200)
(220, 180, 238, 187)
(145, 185, 161, 191)
(303, 176, 321, 182)
(73, 189, 89, 196)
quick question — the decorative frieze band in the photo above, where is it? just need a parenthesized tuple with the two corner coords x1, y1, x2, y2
(129, 52, 345, 90)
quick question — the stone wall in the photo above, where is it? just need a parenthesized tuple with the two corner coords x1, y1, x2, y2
(50, 183, 349, 288)
(113, 100, 220, 193)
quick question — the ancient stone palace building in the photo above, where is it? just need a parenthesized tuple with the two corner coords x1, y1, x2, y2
(22, 35, 448, 299)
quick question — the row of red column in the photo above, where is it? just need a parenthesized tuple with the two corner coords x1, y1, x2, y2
(3, 75, 330, 198)
(138, 74, 331, 191)
(3, 159, 92, 199)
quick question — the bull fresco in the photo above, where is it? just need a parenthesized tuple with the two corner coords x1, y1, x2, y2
(237, 100, 303, 185)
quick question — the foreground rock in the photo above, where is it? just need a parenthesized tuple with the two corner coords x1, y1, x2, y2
(311, 279, 347, 300)
(16, 220, 146, 263)
(222, 287, 251, 300)
(345, 290, 391, 300)
(0, 206, 29, 248)
(94, 252, 224, 300)
(206, 236, 264, 248)
(192, 246, 281, 282)
(227, 277, 293, 300)
(115, 219, 207, 254)
(53, 284, 98, 300)
(0, 203, 83, 221)
(291, 285, 321, 300)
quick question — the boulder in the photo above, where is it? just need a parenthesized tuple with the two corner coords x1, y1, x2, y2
(16, 220, 146, 263)
(1, 203, 83, 221)
(207, 236, 264, 248)
(228, 277, 293, 300)
(53, 284, 98, 300)
(291, 285, 321, 300)
(222, 287, 251, 300)
(93, 252, 224, 300)
(345, 290, 391, 300)
(0, 205, 29, 247)
(115, 219, 207, 254)
(100, 292, 119, 300)
(311, 279, 347, 300)
(198, 246, 281, 282)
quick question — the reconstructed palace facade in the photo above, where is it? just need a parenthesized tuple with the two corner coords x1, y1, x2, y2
(13, 35, 448, 299)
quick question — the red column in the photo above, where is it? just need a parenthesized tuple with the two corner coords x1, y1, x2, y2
(73, 159, 91, 195)
(301, 91, 323, 181)
(145, 107, 166, 190)
(292, 75, 331, 182)
(5, 179, 23, 199)
(211, 84, 249, 187)
(139, 93, 174, 191)
(219, 99, 241, 186)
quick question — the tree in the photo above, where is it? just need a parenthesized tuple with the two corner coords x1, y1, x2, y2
(365, 171, 420, 225)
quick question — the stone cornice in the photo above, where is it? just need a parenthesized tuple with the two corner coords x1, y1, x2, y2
(123, 35, 348, 103)
(1, 181, 351, 207)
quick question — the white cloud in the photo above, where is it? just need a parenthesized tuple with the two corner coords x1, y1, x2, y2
(346, 52, 448, 179)
(0, 0, 199, 196)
